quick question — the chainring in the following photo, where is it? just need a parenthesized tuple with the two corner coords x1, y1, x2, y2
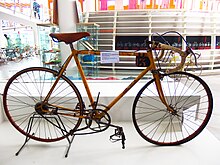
(85, 109, 111, 132)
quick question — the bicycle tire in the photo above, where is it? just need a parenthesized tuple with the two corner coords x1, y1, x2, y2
(132, 71, 213, 145)
(3, 67, 83, 142)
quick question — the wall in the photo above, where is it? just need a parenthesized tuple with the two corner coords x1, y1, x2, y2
(0, 83, 5, 123)
(57, 0, 78, 71)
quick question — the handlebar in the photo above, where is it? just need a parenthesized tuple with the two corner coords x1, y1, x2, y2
(146, 41, 196, 73)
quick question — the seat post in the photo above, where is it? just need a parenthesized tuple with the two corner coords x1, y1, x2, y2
(69, 43, 74, 51)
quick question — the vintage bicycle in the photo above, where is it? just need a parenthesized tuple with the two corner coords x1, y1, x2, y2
(2, 32, 213, 157)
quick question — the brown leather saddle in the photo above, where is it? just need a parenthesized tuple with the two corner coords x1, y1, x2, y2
(49, 32, 90, 44)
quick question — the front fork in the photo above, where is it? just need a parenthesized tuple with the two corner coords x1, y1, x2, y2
(152, 70, 175, 114)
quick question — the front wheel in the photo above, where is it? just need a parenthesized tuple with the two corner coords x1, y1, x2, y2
(132, 71, 213, 145)
(3, 67, 83, 142)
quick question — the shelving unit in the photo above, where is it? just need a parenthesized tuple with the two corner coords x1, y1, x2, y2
(76, 23, 100, 76)
(76, 22, 100, 49)
(81, 9, 220, 75)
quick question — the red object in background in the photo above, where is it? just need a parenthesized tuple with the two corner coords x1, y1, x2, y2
(100, 0, 108, 10)
(129, 0, 138, 9)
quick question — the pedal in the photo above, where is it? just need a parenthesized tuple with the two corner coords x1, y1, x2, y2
(109, 127, 126, 149)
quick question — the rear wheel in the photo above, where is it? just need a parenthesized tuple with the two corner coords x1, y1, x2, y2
(3, 67, 83, 142)
(132, 71, 213, 145)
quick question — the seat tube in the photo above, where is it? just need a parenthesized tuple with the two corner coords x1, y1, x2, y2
(73, 50, 95, 108)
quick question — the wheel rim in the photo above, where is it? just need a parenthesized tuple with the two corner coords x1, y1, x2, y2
(133, 72, 213, 145)
(3, 67, 83, 142)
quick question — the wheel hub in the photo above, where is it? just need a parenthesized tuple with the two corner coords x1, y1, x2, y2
(168, 104, 178, 115)
(35, 102, 49, 115)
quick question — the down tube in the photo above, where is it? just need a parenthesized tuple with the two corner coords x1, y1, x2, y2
(105, 67, 151, 111)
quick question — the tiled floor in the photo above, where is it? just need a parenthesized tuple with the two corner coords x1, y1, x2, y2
(1, 56, 220, 164)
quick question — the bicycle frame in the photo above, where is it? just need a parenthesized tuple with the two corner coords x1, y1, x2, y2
(43, 44, 172, 117)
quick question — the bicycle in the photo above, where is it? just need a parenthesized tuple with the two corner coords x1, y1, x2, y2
(0, 48, 7, 64)
(0, 47, 31, 63)
(2, 32, 213, 157)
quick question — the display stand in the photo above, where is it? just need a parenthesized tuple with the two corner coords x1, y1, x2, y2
(15, 113, 75, 158)
(42, 50, 61, 71)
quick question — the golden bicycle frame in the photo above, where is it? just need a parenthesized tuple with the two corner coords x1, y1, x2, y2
(42, 37, 187, 118)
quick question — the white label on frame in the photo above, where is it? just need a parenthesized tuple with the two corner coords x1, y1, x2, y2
(100, 51, 120, 64)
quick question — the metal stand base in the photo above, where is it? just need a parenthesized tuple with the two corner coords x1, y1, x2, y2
(15, 133, 33, 156)
(15, 112, 126, 157)
(15, 114, 76, 158)
(65, 135, 75, 158)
